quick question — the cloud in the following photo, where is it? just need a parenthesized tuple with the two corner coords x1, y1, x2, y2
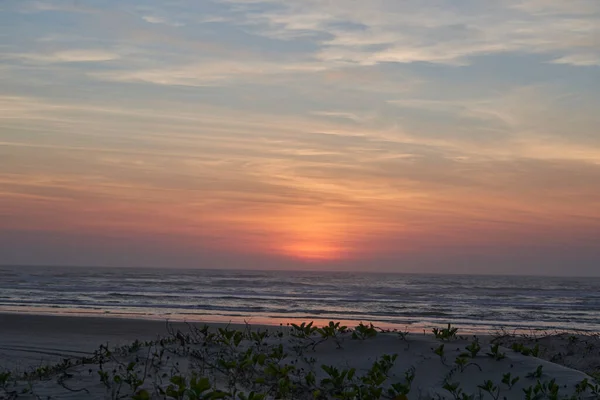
(551, 54, 600, 67)
(141, 15, 184, 27)
(90, 59, 328, 86)
(220, 0, 600, 67)
(4, 50, 120, 63)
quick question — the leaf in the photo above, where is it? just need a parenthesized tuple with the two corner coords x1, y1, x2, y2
(132, 389, 150, 400)
(393, 395, 408, 400)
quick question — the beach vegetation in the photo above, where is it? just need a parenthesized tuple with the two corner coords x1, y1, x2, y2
(527, 365, 544, 379)
(433, 344, 447, 364)
(512, 343, 540, 357)
(477, 379, 500, 400)
(486, 343, 506, 361)
(320, 365, 356, 399)
(316, 321, 348, 349)
(290, 322, 318, 340)
(237, 391, 266, 400)
(452, 356, 481, 373)
(352, 322, 378, 341)
(463, 339, 481, 359)
(432, 324, 458, 341)
(0, 320, 596, 400)
(442, 381, 474, 400)
(501, 372, 520, 389)
(397, 330, 410, 342)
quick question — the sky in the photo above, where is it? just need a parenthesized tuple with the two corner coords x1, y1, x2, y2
(1, 0, 599, 276)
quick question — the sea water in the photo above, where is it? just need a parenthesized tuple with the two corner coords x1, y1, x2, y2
(0, 266, 598, 333)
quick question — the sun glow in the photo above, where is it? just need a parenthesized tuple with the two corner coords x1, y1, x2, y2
(280, 242, 343, 261)
(268, 208, 350, 261)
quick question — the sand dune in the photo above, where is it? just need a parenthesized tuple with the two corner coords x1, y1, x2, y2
(0, 314, 598, 399)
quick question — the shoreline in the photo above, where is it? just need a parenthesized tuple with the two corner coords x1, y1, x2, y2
(2, 308, 597, 337)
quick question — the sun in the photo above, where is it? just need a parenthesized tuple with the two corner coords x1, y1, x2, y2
(259, 207, 352, 261)
(280, 242, 343, 261)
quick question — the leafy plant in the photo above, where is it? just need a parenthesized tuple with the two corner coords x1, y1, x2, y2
(433, 344, 447, 364)
(527, 365, 544, 379)
(264, 362, 296, 398)
(397, 329, 410, 342)
(477, 379, 500, 400)
(523, 384, 540, 400)
(443, 381, 474, 400)
(250, 330, 269, 349)
(351, 322, 378, 341)
(432, 324, 459, 341)
(486, 343, 506, 361)
(238, 391, 266, 400)
(316, 321, 348, 349)
(574, 378, 590, 395)
(320, 365, 356, 399)
(463, 339, 481, 359)
(356, 354, 399, 398)
(512, 343, 540, 357)
(163, 374, 228, 400)
(501, 372, 520, 389)
(132, 389, 151, 400)
(217, 327, 244, 349)
(290, 322, 318, 340)
(387, 367, 415, 399)
(453, 356, 481, 373)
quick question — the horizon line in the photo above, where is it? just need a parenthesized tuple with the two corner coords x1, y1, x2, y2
(2, 264, 598, 279)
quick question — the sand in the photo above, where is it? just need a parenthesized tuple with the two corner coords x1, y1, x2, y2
(0, 314, 598, 399)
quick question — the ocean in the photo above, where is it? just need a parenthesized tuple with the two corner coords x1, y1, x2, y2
(0, 266, 598, 333)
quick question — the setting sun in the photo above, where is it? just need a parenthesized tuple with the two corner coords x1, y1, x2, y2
(262, 207, 352, 261)
(280, 242, 343, 261)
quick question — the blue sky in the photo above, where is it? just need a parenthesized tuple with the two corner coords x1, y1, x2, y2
(1, 0, 599, 275)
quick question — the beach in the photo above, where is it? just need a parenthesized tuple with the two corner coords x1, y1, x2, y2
(0, 313, 598, 399)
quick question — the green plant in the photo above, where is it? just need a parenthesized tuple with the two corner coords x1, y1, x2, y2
(238, 391, 266, 400)
(527, 378, 560, 400)
(463, 339, 481, 358)
(486, 343, 506, 361)
(453, 356, 481, 373)
(397, 329, 410, 342)
(0, 371, 11, 387)
(589, 381, 600, 396)
(355, 354, 399, 398)
(250, 330, 269, 349)
(443, 381, 474, 400)
(573, 377, 600, 397)
(523, 385, 538, 400)
(477, 379, 500, 400)
(512, 343, 540, 357)
(575, 378, 589, 395)
(433, 344, 447, 364)
(432, 324, 459, 341)
(316, 321, 348, 349)
(290, 322, 318, 340)
(264, 362, 296, 397)
(217, 327, 244, 349)
(132, 389, 151, 400)
(162, 374, 228, 400)
(0, 371, 17, 399)
(351, 322, 378, 340)
(320, 365, 356, 399)
(387, 367, 415, 399)
(527, 365, 544, 379)
(501, 372, 520, 389)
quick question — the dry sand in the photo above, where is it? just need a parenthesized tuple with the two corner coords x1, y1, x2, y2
(0, 314, 598, 399)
